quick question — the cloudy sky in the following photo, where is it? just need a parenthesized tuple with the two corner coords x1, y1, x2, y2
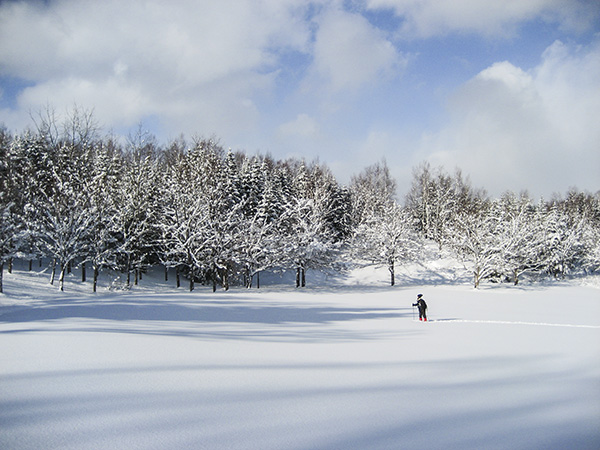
(1, 0, 599, 198)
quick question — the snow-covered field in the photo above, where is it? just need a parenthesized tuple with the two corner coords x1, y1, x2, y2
(1, 265, 599, 450)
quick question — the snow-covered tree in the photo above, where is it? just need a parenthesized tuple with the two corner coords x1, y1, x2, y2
(541, 203, 588, 279)
(114, 131, 161, 287)
(277, 161, 344, 288)
(406, 163, 486, 251)
(9, 132, 56, 271)
(581, 221, 600, 274)
(280, 196, 335, 287)
(350, 160, 396, 227)
(349, 161, 423, 285)
(547, 190, 600, 276)
(0, 128, 22, 293)
(353, 203, 421, 286)
(156, 144, 214, 291)
(34, 139, 96, 291)
(232, 155, 278, 288)
(84, 140, 123, 291)
(451, 199, 500, 288)
(496, 193, 545, 285)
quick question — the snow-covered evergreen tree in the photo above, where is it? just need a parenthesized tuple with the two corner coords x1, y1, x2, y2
(541, 202, 588, 279)
(84, 140, 123, 291)
(0, 128, 22, 293)
(233, 155, 277, 288)
(9, 132, 56, 271)
(114, 131, 161, 287)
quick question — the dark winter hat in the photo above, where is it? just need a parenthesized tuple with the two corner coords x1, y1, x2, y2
(417, 294, 423, 298)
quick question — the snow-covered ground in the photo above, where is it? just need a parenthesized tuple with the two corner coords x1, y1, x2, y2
(1, 264, 599, 450)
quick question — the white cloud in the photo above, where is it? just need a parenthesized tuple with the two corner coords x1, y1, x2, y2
(420, 39, 600, 197)
(365, 0, 600, 37)
(0, 0, 313, 136)
(17, 77, 151, 128)
(279, 113, 320, 138)
(310, 8, 405, 92)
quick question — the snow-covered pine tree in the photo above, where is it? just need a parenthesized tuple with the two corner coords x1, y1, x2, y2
(114, 130, 161, 287)
(550, 190, 600, 276)
(154, 138, 187, 286)
(200, 143, 240, 291)
(0, 128, 22, 293)
(541, 200, 588, 279)
(239, 155, 264, 220)
(84, 139, 123, 291)
(234, 155, 276, 288)
(9, 132, 56, 273)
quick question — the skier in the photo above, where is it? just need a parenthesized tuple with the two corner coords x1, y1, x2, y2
(413, 294, 428, 321)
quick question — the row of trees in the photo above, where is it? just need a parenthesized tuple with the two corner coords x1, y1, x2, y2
(406, 164, 600, 287)
(1, 112, 598, 292)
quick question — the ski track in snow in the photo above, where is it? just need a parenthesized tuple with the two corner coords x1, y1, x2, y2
(427, 319, 600, 328)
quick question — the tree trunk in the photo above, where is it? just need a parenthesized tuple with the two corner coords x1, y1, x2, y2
(513, 268, 519, 286)
(222, 268, 229, 291)
(8, 258, 12, 274)
(165, 266, 168, 282)
(50, 258, 57, 285)
(189, 268, 195, 292)
(244, 267, 251, 289)
(93, 265, 99, 293)
(176, 267, 180, 288)
(29, 259, 33, 271)
(82, 261, 86, 282)
(126, 255, 131, 287)
(257, 271, 260, 289)
(0, 261, 4, 293)
(212, 265, 217, 292)
(389, 258, 395, 286)
(301, 267, 305, 287)
(59, 263, 66, 291)
(296, 267, 300, 288)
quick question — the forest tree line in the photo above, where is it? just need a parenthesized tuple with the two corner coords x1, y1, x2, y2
(0, 111, 599, 292)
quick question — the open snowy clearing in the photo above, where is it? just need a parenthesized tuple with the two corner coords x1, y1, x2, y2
(1, 267, 599, 450)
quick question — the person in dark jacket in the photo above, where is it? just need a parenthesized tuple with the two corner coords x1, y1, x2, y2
(413, 294, 428, 321)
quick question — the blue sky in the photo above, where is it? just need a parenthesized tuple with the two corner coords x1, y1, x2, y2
(1, 0, 599, 198)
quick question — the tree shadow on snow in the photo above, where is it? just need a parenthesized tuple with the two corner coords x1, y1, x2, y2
(0, 295, 411, 341)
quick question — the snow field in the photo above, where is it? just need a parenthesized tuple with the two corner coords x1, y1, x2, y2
(1, 269, 599, 450)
